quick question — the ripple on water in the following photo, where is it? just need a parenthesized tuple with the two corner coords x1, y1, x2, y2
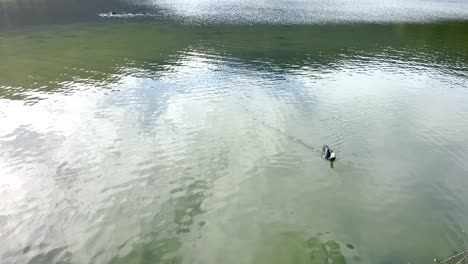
(1, 18, 468, 264)
(132, 0, 468, 24)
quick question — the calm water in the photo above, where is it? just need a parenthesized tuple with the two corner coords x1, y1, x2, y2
(1, 1, 468, 264)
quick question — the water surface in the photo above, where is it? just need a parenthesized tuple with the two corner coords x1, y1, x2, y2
(1, 1, 468, 264)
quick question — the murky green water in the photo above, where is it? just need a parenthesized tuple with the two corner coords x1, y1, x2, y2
(1, 1, 468, 264)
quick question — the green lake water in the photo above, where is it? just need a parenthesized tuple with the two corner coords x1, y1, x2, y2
(1, 0, 468, 263)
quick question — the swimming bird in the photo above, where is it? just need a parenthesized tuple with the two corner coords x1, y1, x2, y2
(322, 145, 336, 161)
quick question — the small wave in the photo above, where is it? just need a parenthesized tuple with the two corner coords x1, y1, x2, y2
(98, 12, 157, 18)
